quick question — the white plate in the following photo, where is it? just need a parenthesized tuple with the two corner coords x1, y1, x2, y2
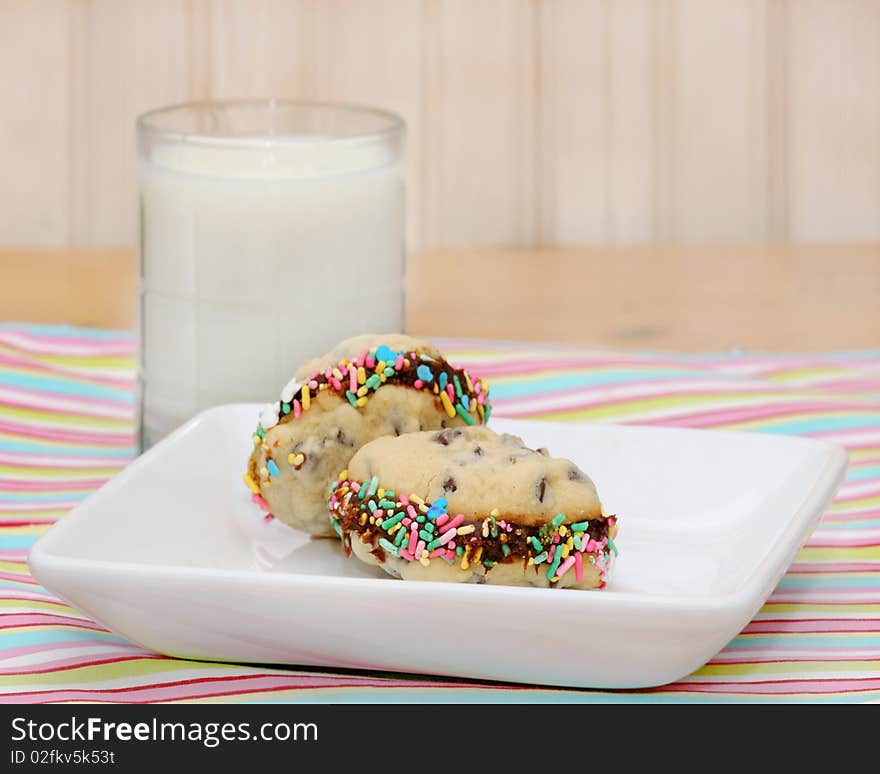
(28, 405, 847, 689)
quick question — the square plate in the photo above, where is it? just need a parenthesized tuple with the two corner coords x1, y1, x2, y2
(28, 405, 847, 689)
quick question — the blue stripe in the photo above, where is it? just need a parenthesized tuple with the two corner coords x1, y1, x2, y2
(846, 466, 880, 482)
(728, 634, 880, 648)
(0, 535, 38, 549)
(0, 439, 133, 458)
(0, 370, 132, 403)
(0, 629, 129, 647)
(490, 368, 741, 399)
(0, 323, 133, 341)
(750, 415, 880, 435)
(814, 520, 880, 530)
(0, 491, 90, 503)
(0, 578, 53, 591)
(778, 575, 880, 589)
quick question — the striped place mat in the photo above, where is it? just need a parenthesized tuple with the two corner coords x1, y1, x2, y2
(1, 324, 879, 702)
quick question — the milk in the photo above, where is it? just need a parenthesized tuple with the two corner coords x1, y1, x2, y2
(138, 137, 404, 445)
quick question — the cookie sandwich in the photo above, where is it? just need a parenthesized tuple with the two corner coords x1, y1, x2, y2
(244, 334, 491, 536)
(328, 426, 617, 589)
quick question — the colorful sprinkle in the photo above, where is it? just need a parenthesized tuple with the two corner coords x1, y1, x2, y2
(455, 403, 475, 425)
(242, 472, 260, 493)
(328, 475, 616, 587)
(375, 345, 397, 363)
(440, 391, 456, 418)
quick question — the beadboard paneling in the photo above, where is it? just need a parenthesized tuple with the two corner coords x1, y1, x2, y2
(787, 0, 880, 240)
(671, 0, 769, 241)
(308, 0, 424, 248)
(421, 0, 536, 247)
(197, 0, 309, 98)
(73, 0, 191, 246)
(0, 2, 70, 246)
(1, 0, 879, 249)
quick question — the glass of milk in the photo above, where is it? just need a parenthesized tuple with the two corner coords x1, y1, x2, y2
(136, 100, 404, 447)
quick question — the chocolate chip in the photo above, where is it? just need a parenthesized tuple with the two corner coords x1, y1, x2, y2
(442, 476, 457, 493)
(336, 429, 347, 445)
(473, 445, 483, 456)
(568, 467, 585, 481)
(433, 429, 463, 446)
(537, 477, 547, 502)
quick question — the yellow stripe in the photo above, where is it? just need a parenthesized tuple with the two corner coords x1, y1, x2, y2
(519, 392, 796, 423)
(0, 464, 121, 477)
(766, 367, 856, 382)
(827, 494, 880, 511)
(761, 603, 880, 613)
(0, 658, 204, 687)
(0, 404, 130, 429)
(797, 546, 880, 561)
(849, 448, 880, 461)
(0, 599, 82, 613)
(0, 345, 134, 370)
(696, 660, 880, 676)
(0, 510, 70, 519)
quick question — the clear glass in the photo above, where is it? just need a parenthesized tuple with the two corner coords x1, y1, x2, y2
(136, 100, 405, 447)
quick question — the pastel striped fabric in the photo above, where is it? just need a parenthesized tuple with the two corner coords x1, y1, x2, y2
(2, 324, 879, 703)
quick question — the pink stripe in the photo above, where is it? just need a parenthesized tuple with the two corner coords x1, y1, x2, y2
(0, 639, 143, 662)
(0, 501, 84, 512)
(801, 537, 880, 548)
(832, 486, 880, 504)
(460, 357, 723, 376)
(667, 677, 880, 695)
(0, 389, 132, 420)
(0, 331, 133, 356)
(789, 562, 880, 573)
(0, 517, 57, 527)
(0, 452, 127, 468)
(0, 478, 110, 491)
(0, 420, 134, 447)
(821, 509, 880, 522)
(0, 572, 39, 584)
(744, 619, 880, 633)
(0, 613, 105, 629)
(0, 654, 157, 676)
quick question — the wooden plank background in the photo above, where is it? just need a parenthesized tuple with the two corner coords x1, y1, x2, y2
(1, 0, 880, 250)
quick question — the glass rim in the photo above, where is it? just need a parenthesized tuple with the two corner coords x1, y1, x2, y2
(136, 98, 405, 146)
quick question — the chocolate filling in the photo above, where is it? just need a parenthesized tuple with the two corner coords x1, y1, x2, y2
(272, 352, 488, 429)
(330, 487, 613, 568)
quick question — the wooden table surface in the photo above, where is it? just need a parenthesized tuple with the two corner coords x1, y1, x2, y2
(2, 245, 879, 351)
